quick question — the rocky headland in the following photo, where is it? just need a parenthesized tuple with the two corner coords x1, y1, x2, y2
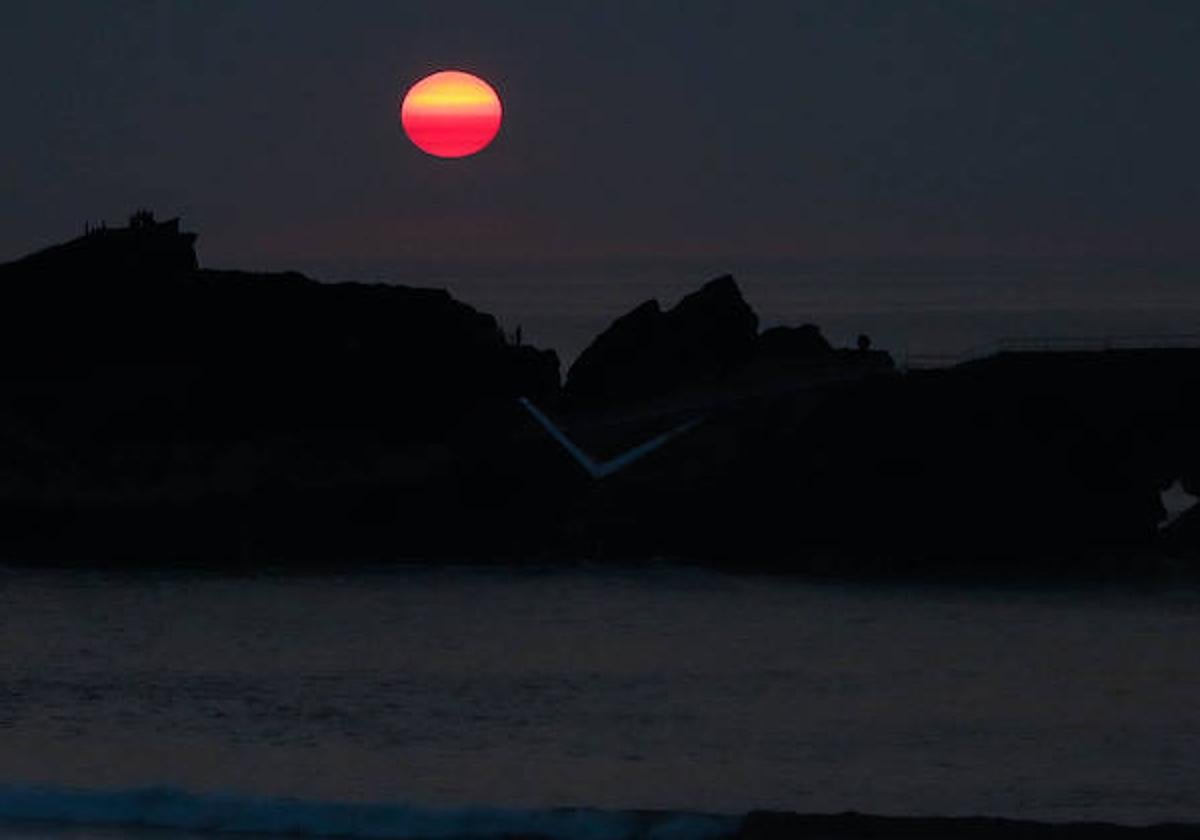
(1, 214, 1198, 578)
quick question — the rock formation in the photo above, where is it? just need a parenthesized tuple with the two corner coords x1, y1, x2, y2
(564, 274, 759, 411)
(2, 215, 1199, 578)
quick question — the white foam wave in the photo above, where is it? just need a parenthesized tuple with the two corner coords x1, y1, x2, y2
(0, 786, 737, 840)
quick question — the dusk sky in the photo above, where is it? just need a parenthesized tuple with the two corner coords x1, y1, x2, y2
(3, 1, 1199, 277)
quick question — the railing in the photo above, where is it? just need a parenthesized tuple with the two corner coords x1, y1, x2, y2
(900, 332, 1200, 371)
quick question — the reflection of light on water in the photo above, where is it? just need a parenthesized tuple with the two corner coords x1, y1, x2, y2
(1159, 478, 1199, 528)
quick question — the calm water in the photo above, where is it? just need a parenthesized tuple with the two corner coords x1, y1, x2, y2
(416, 261, 1200, 364)
(1, 564, 1199, 833)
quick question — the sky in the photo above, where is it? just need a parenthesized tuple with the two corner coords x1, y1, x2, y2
(3, 0, 1199, 274)
(4, 0, 1195, 268)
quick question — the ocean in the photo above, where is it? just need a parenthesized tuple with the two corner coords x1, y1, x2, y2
(392, 258, 1200, 365)
(1, 564, 1198, 838)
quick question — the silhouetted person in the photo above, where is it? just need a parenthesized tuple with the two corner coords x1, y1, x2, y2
(857, 333, 872, 352)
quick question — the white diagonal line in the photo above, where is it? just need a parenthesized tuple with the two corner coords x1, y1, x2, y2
(518, 397, 603, 478)
(518, 397, 701, 480)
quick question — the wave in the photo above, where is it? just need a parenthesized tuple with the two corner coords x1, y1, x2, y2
(0, 785, 737, 840)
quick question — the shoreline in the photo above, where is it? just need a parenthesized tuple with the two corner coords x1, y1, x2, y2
(736, 811, 1200, 838)
(2, 808, 1197, 840)
(3, 797, 1199, 840)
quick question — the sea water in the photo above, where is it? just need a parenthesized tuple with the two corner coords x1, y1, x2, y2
(419, 259, 1200, 364)
(1, 564, 1198, 837)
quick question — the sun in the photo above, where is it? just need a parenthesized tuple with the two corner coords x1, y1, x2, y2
(400, 71, 503, 159)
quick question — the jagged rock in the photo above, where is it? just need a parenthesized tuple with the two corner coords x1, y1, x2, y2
(564, 274, 758, 410)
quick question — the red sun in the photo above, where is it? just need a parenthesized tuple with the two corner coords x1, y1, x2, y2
(401, 71, 503, 159)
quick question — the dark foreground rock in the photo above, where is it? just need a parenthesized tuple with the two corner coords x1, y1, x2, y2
(3, 214, 1200, 577)
(563, 274, 761, 411)
(0, 215, 561, 565)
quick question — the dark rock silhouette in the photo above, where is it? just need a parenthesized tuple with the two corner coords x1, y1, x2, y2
(0, 215, 557, 401)
(562, 278, 892, 417)
(2, 216, 1200, 578)
(11, 211, 199, 281)
(0, 215, 562, 565)
(564, 274, 758, 411)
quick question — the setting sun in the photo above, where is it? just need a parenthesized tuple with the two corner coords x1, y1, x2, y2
(400, 70, 503, 159)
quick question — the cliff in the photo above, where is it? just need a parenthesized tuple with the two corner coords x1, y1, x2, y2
(0, 214, 561, 563)
(563, 274, 893, 417)
(1, 215, 1199, 578)
(564, 275, 759, 411)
